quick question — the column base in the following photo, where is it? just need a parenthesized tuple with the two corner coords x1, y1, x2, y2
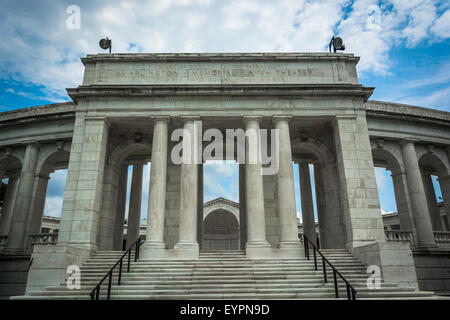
(245, 241, 271, 259)
(139, 241, 166, 259)
(172, 242, 199, 260)
(278, 241, 304, 259)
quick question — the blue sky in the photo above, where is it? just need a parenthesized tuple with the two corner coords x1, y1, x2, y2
(0, 0, 448, 219)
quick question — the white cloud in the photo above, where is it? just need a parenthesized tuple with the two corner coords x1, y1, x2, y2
(43, 196, 63, 217)
(0, 0, 448, 105)
(431, 9, 450, 38)
(374, 167, 389, 191)
(381, 208, 394, 215)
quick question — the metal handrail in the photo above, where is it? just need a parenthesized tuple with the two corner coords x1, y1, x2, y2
(301, 234, 356, 300)
(89, 237, 143, 300)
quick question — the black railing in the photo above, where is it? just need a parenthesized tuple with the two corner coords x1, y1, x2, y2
(300, 234, 356, 300)
(89, 237, 143, 300)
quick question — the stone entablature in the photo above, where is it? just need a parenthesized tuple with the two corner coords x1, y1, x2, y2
(365, 100, 450, 123)
(0, 102, 75, 123)
(80, 53, 360, 86)
(1, 99, 448, 129)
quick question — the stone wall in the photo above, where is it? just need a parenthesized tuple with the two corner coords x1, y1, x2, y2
(0, 255, 30, 299)
(413, 249, 450, 294)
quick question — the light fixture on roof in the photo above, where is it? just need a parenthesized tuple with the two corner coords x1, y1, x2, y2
(328, 36, 345, 53)
(99, 37, 112, 53)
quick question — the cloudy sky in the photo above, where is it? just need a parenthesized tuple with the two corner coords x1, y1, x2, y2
(0, 0, 447, 219)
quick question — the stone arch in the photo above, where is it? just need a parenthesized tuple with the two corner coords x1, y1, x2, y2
(26, 146, 71, 239)
(291, 137, 345, 249)
(291, 137, 335, 166)
(371, 143, 415, 232)
(98, 139, 152, 250)
(371, 143, 404, 175)
(203, 208, 240, 250)
(35, 142, 71, 176)
(203, 200, 240, 223)
(0, 149, 23, 178)
(107, 139, 152, 167)
(418, 150, 450, 179)
(418, 149, 450, 231)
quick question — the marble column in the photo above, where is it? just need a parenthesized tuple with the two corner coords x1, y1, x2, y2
(243, 116, 270, 258)
(0, 173, 20, 236)
(127, 162, 143, 246)
(391, 170, 416, 233)
(299, 161, 316, 244)
(142, 117, 169, 257)
(421, 169, 443, 231)
(400, 140, 436, 247)
(273, 116, 302, 255)
(314, 164, 327, 248)
(113, 165, 128, 250)
(6, 143, 39, 251)
(197, 163, 203, 249)
(174, 117, 200, 258)
(239, 164, 247, 250)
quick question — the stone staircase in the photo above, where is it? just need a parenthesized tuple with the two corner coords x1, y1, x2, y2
(13, 249, 440, 299)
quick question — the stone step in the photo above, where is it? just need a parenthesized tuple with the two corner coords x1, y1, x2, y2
(77, 270, 367, 278)
(33, 286, 420, 297)
(20, 247, 438, 300)
(80, 264, 366, 272)
(44, 282, 408, 293)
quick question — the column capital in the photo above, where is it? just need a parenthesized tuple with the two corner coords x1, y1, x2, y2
(85, 116, 112, 126)
(35, 173, 50, 180)
(399, 138, 419, 146)
(272, 115, 292, 124)
(25, 141, 41, 148)
(151, 116, 171, 124)
(180, 115, 201, 123)
(127, 157, 147, 166)
(242, 115, 263, 125)
(419, 167, 434, 175)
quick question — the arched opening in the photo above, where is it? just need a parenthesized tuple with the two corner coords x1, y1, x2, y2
(100, 139, 151, 250)
(291, 137, 345, 249)
(39, 150, 70, 220)
(203, 209, 239, 250)
(371, 146, 416, 234)
(418, 152, 450, 231)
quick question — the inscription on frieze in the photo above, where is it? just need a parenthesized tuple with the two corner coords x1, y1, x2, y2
(93, 61, 341, 85)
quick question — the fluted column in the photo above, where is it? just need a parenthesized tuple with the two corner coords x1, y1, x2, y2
(127, 162, 143, 246)
(314, 164, 327, 248)
(243, 116, 270, 258)
(6, 143, 39, 251)
(299, 161, 316, 243)
(144, 117, 169, 253)
(400, 140, 436, 247)
(273, 116, 302, 253)
(174, 116, 200, 257)
(113, 165, 128, 250)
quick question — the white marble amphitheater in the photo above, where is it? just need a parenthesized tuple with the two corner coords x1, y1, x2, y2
(0, 52, 449, 300)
